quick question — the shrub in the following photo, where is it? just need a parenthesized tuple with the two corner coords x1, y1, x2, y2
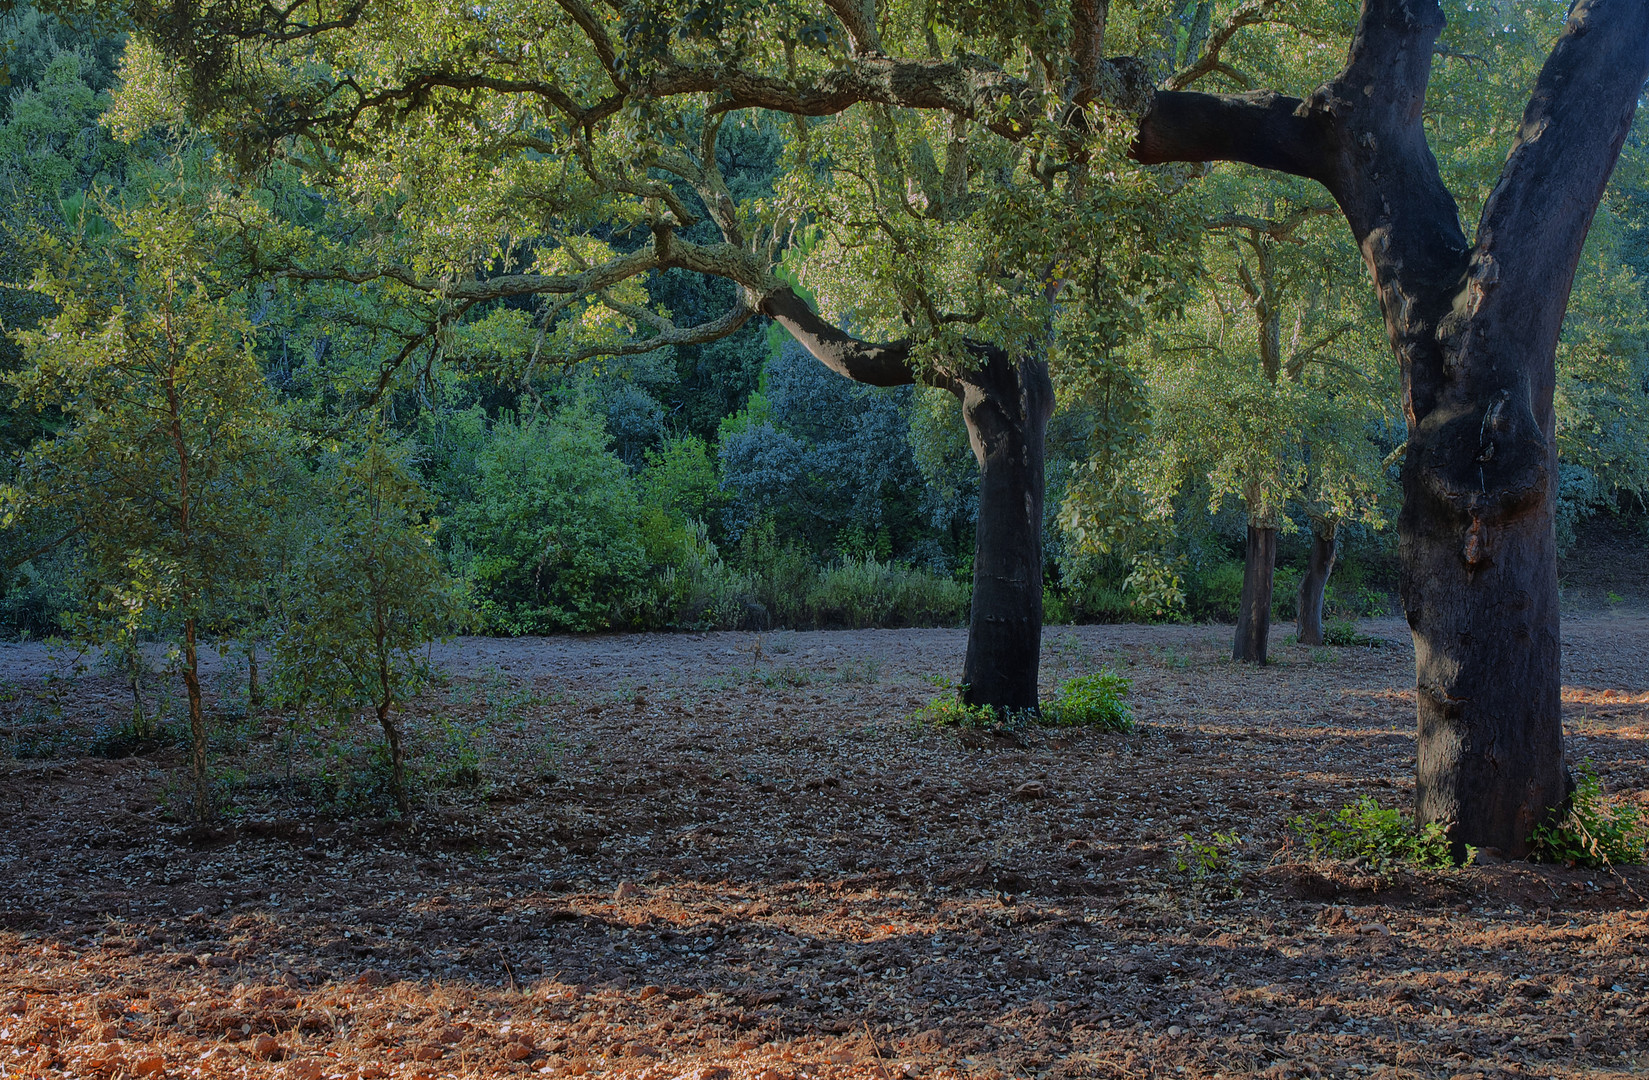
(1043, 671, 1133, 731)
(1530, 763, 1647, 867)
(1184, 559, 1245, 622)
(807, 558, 969, 628)
(1293, 796, 1455, 871)
(451, 410, 648, 633)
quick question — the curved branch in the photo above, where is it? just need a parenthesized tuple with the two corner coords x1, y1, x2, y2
(1164, 0, 1277, 92)
(548, 299, 758, 366)
(823, 0, 884, 56)
(756, 286, 915, 388)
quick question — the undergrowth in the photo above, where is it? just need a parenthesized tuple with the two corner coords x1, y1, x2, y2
(1294, 796, 1456, 871)
(916, 671, 1133, 733)
(1043, 671, 1133, 731)
(1530, 762, 1647, 867)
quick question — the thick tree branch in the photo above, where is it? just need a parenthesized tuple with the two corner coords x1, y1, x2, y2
(756, 287, 915, 388)
(1132, 90, 1333, 182)
(1460, 0, 1649, 391)
(1070, 0, 1110, 104)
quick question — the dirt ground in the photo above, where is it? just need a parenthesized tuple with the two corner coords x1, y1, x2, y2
(1, 614, 1646, 1080)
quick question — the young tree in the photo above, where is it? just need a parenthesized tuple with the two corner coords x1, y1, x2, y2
(1134, 0, 1649, 854)
(1127, 187, 1392, 660)
(4, 190, 281, 819)
(270, 437, 465, 814)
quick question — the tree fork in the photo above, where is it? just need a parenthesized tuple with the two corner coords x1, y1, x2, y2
(1135, 0, 1649, 855)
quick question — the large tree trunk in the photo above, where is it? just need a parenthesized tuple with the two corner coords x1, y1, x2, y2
(955, 351, 1055, 713)
(758, 289, 1055, 715)
(1296, 519, 1338, 646)
(1133, 0, 1649, 857)
(1233, 524, 1276, 664)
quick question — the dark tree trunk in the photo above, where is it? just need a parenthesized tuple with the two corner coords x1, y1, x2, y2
(183, 617, 209, 822)
(954, 351, 1055, 713)
(759, 289, 1055, 714)
(246, 642, 262, 707)
(1296, 519, 1338, 647)
(1233, 524, 1276, 664)
(1134, 0, 1649, 856)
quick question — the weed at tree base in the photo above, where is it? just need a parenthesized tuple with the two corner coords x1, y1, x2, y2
(1293, 795, 1456, 871)
(1530, 761, 1647, 868)
(914, 670, 1133, 733)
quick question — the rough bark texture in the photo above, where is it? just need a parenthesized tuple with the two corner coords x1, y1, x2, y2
(1135, 0, 1649, 855)
(1233, 525, 1276, 665)
(954, 351, 1055, 713)
(1296, 520, 1338, 647)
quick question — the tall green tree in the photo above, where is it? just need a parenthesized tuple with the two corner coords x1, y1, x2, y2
(4, 188, 281, 819)
(107, 0, 1226, 713)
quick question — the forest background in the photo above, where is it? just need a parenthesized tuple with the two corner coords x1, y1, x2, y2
(0, 0, 1647, 758)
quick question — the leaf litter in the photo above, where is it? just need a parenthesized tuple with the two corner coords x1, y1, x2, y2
(0, 615, 1646, 1080)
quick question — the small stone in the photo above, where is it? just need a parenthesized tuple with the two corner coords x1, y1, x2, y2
(289, 1062, 327, 1080)
(638, 984, 663, 1001)
(437, 1025, 465, 1045)
(1167, 1024, 1184, 1036)
(505, 1043, 534, 1062)
(614, 882, 641, 901)
(1358, 922, 1393, 936)
(132, 1055, 166, 1078)
(355, 969, 388, 987)
(412, 1045, 445, 1061)
(248, 1035, 281, 1060)
(696, 1067, 732, 1080)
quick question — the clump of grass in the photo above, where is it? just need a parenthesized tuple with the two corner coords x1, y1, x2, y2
(913, 696, 1008, 730)
(1293, 796, 1455, 871)
(1530, 762, 1646, 867)
(1043, 671, 1133, 731)
(1323, 618, 1384, 648)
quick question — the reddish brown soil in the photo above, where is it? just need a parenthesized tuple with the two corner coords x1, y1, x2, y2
(1, 617, 1646, 1080)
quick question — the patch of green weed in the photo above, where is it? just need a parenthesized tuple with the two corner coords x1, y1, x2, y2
(1043, 671, 1133, 731)
(1324, 618, 1384, 648)
(1530, 762, 1647, 867)
(1293, 795, 1455, 871)
(912, 695, 1003, 730)
(1175, 830, 1244, 894)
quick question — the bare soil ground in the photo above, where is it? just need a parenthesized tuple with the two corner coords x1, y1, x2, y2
(1, 615, 1646, 1080)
